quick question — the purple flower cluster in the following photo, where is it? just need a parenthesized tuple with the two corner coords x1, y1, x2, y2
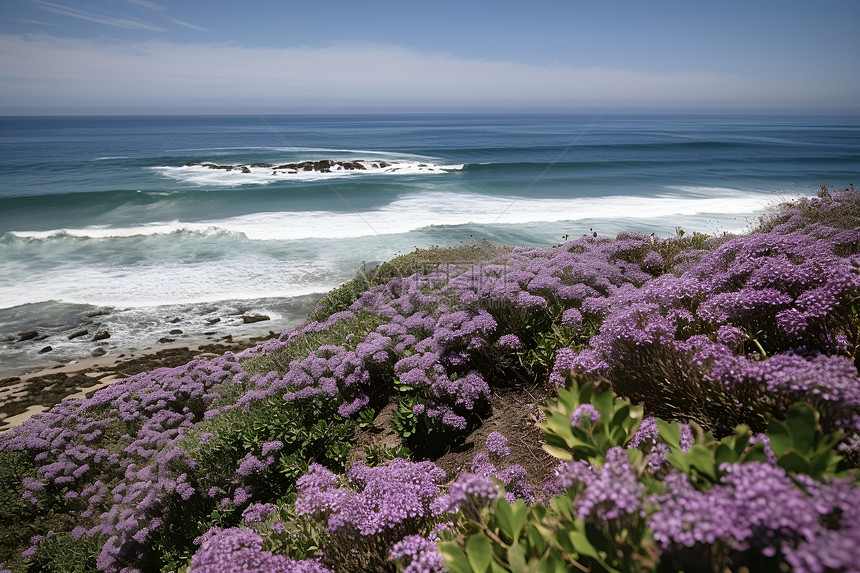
(485, 431, 510, 457)
(466, 452, 535, 505)
(548, 447, 643, 522)
(553, 221, 860, 434)
(649, 462, 860, 571)
(189, 527, 331, 573)
(390, 535, 446, 573)
(295, 459, 446, 536)
(570, 404, 601, 427)
(1, 352, 252, 571)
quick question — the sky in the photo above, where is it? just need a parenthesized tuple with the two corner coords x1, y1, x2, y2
(1, 0, 859, 114)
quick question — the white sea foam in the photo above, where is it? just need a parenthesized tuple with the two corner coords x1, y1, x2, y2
(2, 187, 774, 309)
(0, 253, 338, 309)
(150, 158, 464, 186)
(8, 187, 771, 243)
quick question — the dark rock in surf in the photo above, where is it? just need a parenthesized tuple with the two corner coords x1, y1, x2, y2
(17, 331, 39, 342)
(68, 330, 89, 340)
(242, 315, 270, 324)
(91, 348, 107, 357)
(91, 331, 110, 342)
(39, 346, 53, 354)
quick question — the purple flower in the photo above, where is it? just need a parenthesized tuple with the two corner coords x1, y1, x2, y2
(549, 447, 643, 522)
(390, 535, 446, 573)
(486, 432, 510, 457)
(260, 441, 283, 457)
(242, 503, 278, 525)
(570, 404, 601, 427)
(628, 417, 658, 449)
(679, 424, 694, 452)
(561, 308, 583, 329)
(190, 527, 332, 573)
(497, 334, 523, 350)
(438, 472, 499, 517)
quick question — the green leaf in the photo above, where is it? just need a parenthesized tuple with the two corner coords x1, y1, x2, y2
(508, 499, 528, 542)
(495, 497, 515, 538)
(777, 451, 811, 474)
(507, 541, 527, 573)
(537, 550, 567, 573)
(714, 443, 735, 466)
(610, 403, 632, 430)
(687, 444, 717, 481)
(527, 524, 547, 555)
(784, 403, 818, 455)
(466, 534, 493, 573)
(542, 444, 573, 461)
(591, 389, 614, 421)
(438, 542, 473, 573)
(767, 420, 792, 456)
(567, 528, 599, 560)
(656, 418, 681, 448)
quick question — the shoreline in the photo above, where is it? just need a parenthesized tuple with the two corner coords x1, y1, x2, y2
(0, 334, 274, 433)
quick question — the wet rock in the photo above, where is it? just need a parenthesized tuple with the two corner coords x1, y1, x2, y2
(91, 348, 107, 357)
(18, 331, 39, 342)
(169, 317, 181, 324)
(240, 166, 251, 174)
(158, 337, 175, 344)
(169, 329, 183, 335)
(207, 317, 221, 325)
(38, 346, 53, 354)
(68, 329, 89, 340)
(91, 331, 111, 342)
(242, 314, 270, 324)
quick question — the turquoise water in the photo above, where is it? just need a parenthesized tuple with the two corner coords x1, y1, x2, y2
(1, 114, 858, 374)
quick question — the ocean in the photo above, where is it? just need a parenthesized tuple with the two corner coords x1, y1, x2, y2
(1, 113, 858, 376)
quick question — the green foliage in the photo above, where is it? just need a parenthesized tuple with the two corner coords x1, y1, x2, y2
(439, 490, 653, 573)
(362, 443, 411, 467)
(540, 381, 643, 464)
(309, 241, 509, 321)
(766, 403, 843, 478)
(649, 229, 725, 274)
(19, 532, 104, 573)
(442, 378, 856, 573)
(755, 184, 860, 234)
(258, 499, 326, 559)
(522, 324, 581, 376)
(242, 311, 386, 379)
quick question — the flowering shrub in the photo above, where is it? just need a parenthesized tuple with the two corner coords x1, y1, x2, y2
(1, 188, 858, 571)
(294, 459, 447, 572)
(442, 376, 860, 573)
(553, 207, 860, 436)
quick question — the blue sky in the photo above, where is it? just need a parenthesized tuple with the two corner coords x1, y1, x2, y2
(1, 0, 859, 114)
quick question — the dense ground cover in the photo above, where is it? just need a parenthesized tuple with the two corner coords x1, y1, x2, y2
(1, 186, 858, 572)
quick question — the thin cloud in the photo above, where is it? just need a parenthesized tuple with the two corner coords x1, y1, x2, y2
(12, 18, 59, 26)
(33, 1, 165, 32)
(170, 18, 210, 32)
(126, 0, 166, 10)
(0, 35, 853, 113)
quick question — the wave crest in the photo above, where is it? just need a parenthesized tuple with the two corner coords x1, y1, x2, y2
(151, 158, 464, 186)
